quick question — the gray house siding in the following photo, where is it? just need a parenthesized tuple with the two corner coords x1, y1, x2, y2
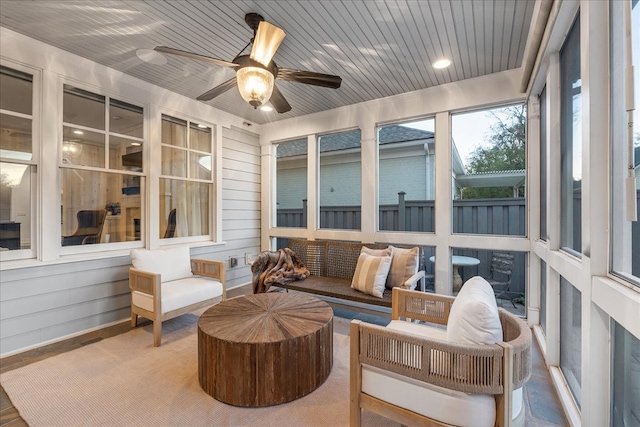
(0, 125, 260, 356)
(379, 156, 428, 204)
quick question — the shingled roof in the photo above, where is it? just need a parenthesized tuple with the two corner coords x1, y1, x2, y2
(276, 125, 434, 158)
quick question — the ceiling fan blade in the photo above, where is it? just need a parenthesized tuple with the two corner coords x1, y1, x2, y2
(154, 46, 238, 68)
(196, 77, 238, 101)
(276, 68, 342, 89)
(250, 21, 286, 67)
(269, 84, 292, 113)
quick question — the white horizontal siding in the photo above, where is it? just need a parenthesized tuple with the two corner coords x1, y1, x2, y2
(0, 39, 260, 356)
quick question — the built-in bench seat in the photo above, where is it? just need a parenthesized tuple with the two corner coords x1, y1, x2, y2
(274, 239, 425, 314)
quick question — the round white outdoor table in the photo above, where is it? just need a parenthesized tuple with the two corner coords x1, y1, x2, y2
(429, 255, 480, 293)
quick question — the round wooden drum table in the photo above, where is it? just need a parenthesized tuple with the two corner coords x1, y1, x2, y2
(198, 292, 333, 407)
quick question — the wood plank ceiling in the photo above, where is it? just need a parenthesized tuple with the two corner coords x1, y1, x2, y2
(0, 0, 535, 124)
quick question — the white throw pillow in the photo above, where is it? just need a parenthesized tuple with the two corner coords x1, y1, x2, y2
(386, 246, 419, 289)
(351, 252, 392, 298)
(447, 276, 503, 345)
(130, 245, 193, 283)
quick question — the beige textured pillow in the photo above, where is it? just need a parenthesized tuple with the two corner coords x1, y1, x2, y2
(351, 252, 392, 298)
(361, 245, 392, 257)
(386, 246, 419, 289)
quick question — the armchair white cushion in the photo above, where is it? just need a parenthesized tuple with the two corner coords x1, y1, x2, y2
(129, 246, 226, 347)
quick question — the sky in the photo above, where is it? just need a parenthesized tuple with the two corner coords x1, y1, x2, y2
(401, 109, 504, 167)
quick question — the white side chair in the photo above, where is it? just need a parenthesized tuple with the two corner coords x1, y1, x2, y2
(129, 245, 226, 347)
(350, 277, 532, 427)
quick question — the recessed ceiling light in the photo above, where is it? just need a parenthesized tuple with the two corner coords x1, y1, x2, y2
(197, 124, 208, 128)
(260, 105, 273, 112)
(136, 48, 168, 65)
(73, 130, 84, 135)
(130, 142, 141, 146)
(433, 58, 452, 69)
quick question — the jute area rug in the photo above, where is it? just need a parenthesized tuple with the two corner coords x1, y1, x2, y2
(1, 312, 400, 427)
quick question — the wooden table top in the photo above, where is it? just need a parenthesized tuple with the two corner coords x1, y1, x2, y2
(198, 292, 333, 344)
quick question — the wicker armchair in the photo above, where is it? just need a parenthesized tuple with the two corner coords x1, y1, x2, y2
(350, 284, 532, 427)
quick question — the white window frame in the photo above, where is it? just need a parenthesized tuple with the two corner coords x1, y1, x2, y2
(58, 80, 146, 255)
(158, 111, 215, 246)
(0, 60, 40, 261)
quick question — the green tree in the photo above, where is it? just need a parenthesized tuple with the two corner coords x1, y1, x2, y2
(461, 105, 526, 199)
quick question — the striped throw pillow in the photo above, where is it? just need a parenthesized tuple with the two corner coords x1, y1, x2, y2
(351, 252, 392, 298)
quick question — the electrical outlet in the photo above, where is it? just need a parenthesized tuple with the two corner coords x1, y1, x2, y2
(229, 256, 238, 268)
(245, 253, 253, 265)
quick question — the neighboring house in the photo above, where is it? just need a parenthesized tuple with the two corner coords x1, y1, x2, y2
(276, 125, 524, 209)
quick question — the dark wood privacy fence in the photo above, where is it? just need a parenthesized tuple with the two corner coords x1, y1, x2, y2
(277, 194, 526, 236)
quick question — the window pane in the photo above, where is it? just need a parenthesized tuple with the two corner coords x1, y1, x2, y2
(162, 147, 186, 177)
(540, 86, 548, 240)
(0, 162, 32, 250)
(190, 124, 211, 153)
(560, 15, 582, 254)
(0, 114, 32, 161)
(0, 66, 32, 114)
(159, 178, 209, 237)
(560, 277, 582, 408)
(63, 85, 105, 130)
(378, 119, 435, 232)
(450, 247, 526, 317)
(276, 139, 307, 228)
(62, 126, 104, 168)
(611, 0, 640, 285)
(61, 169, 142, 245)
(109, 99, 143, 138)
(611, 321, 640, 426)
(161, 115, 187, 147)
(189, 152, 211, 180)
(452, 105, 527, 236)
(318, 130, 361, 230)
(112, 136, 142, 172)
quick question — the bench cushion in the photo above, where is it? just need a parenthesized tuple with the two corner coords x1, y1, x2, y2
(132, 276, 223, 314)
(275, 276, 393, 307)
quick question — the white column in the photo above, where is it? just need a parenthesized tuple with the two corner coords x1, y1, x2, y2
(434, 112, 452, 295)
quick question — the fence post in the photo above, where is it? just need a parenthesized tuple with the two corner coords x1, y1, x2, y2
(398, 191, 406, 231)
(302, 199, 307, 228)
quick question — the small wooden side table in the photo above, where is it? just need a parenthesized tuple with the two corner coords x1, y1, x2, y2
(198, 292, 333, 407)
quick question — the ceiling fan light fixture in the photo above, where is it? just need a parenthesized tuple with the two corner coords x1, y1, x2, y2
(236, 66, 274, 108)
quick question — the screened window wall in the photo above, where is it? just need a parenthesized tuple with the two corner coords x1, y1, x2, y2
(275, 138, 308, 228)
(377, 118, 435, 233)
(611, 0, 640, 286)
(559, 14, 582, 256)
(318, 129, 361, 230)
(451, 104, 527, 236)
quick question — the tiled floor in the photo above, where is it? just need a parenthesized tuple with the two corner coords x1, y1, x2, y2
(1, 287, 567, 427)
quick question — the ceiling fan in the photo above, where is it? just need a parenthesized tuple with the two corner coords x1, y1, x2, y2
(154, 13, 342, 113)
